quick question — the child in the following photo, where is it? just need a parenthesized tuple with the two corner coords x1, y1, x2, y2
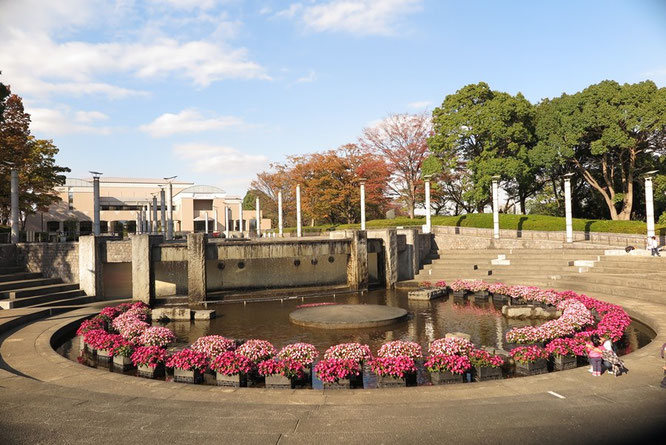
(586, 334, 604, 377)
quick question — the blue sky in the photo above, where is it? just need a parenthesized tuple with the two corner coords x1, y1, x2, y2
(1, 0, 665, 196)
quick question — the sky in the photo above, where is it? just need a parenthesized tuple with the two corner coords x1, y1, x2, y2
(1, 0, 665, 197)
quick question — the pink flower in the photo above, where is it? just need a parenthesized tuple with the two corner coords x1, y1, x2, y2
(138, 327, 176, 348)
(324, 343, 372, 363)
(377, 340, 422, 360)
(131, 346, 169, 368)
(165, 349, 209, 371)
(314, 358, 361, 383)
(277, 343, 319, 366)
(236, 339, 277, 363)
(370, 356, 417, 378)
(191, 335, 236, 358)
(210, 351, 254, 376)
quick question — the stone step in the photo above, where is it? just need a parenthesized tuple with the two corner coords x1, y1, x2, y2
(0, 272, 42, 283)
(0, 266, 23, 274)
(0, 289, 86, 309)
(1, 283, 80, 300)
(555, 274, 666, 292)
(581, 265, 666, 275)
(32, 293, 94, 308)
(0, 277, 61, 292)
(598, 257, 666, 266)
(544, 279, 664, 304)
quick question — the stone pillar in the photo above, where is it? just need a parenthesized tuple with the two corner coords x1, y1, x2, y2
(187, 233, 207, 304)
(131, 234, 153, 305)
(78, 235, 102, 297)
(146, 204, 151, 234)
(360, 179, 366, 231)
(492, 175, 500, 240)
(369, 229, 398, 289)
(645, 173, 656, 238)
(167, 182, 174, 240)
(278, 190, 283, 237)
(296, 184, 302, 238)
(256, 197, 261, 237)
(214, 208, 218, 233)
(204, 211, 209, 233)
(564, 173, 573, 243)
(224, 206, 229, 238)
(160, 189, 166, 234)
(10, 168, 19, 244)
(424, 176, 432, 234)
(400, 228, 420, 280)
(152, 195, 158, 234)
(92, 175, 101, 236)
(347, 230, 368, 291)
(135, 212, 140, 234)
(238, 201, 243, 235)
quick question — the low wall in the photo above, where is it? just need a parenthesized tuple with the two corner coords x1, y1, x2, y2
(0, 244, 17, 267)
(16, 242, 79, 283)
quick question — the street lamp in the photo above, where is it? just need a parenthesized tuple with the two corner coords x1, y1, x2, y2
(423, 174, 433, 234)
(359, 178, 367, 231)
(3, 161, 18, 244)
(563, 173, 574, 243)
(491, 175, 500, 240)
(89, 171, 103, 236)
(644, 170, 658, 238)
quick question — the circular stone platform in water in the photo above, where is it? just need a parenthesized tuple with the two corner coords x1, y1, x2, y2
(289, 304, 408, 329)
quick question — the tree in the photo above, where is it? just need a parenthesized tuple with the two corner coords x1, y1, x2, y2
(428, 83, 538, 213)
(0, 90, 70, 226)
(360, 113, 431, 218)
(533, 80, 666, 220)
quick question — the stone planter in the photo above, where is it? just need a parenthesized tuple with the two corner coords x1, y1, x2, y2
(173, 367, 204, 384)
(377, 373, 417, 388)
(472, 291, 489, 301)
(323, 378, 352, 390)
(96, 349, 111, 363)
(137, 364, 165, 379)
(216, 373, 246, 387)
(552, 355, 577, 371)
(492, 293, 509, 302)
(474, 366, 503, 382)
(515, 359, 548, 376)
(430, 370, 464, 385)
(112, 355, 134, 371)
(452, 290, 466, 298)
(265, 374, 293, 389)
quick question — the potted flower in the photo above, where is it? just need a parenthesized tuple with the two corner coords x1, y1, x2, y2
(210, 351, 253, 387)
(510, 345, 549, 376)
(236, 339, 277, 385)
(131, 346, 169, 378)
(449, 280, 468, 298)
(425, 354, 470, 384)
(377, 340, 422, 360)
(84, 330, 123, 363)
(137, 327, 177, 348)
(165, 349, 209, 383)
(466, 280, 490, 300)
(76, 317, 106, 353)
(545, 338, 578, 371)
(111, 340, 135, 371)
(322, 343, 371, 387)
(191, 335, 236, 359)
(314, 358, 362, 389)
(277, 343, 319, 385)
(469, 349, 504, 381)
(488, 282, 511, 302)
(370, 356, 417, 387)
(111, 313, 149, 340)
(258, 358, 305, 389)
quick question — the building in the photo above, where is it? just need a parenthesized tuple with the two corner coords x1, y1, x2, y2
(24, 177, 271, 237)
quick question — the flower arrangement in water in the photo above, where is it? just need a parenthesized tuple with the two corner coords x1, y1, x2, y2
(236, 339, 277, 364)
(131, 346, 169, 368)
(210, 351, 254, 376)
(428, 337, 475, 357)
(314, 358, 361, 383)
(76, 317, 106, 336)
(505, 299, 593, 343)
(110, 339, 134, 357)
(323, 343, 372, 363)
(449, 279, 467, 292)
(510, 345, 548, 364)
(435, 280, 447, 288)
(191, 335, 236, 358)
(420, 281, 432, 289)
(165, 349, 209, 371)
(370, 356, 417, 378)
(377, 340, 422, 360)
(112, 313, 149, 340)
(277, 343, 319, 366)
(545, 338, 577, 357)
(257, 358, 306, 379)
(83, 330, 124, 351)
(424, 354, 471, 375)
(468, 349, 504, 368)
(465, 280, 489, 293)
(137, 326, 177, 348)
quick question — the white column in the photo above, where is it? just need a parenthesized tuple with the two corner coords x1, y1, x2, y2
(296, 184, 302, 238)
(645, 174, 656, 238)
(256, 197, 261, 237)
(152, 195, 158, 234)
(93, 175, 101, 236)
(360, 180, 366, 231)
(10, 168, 19, 244)
(160, 189, 166, 234)
(204, 211, 209, 233)
(224, 206, 230, 238)
(492, 176, 500, 240)
(238, 201, 243, 235)
(135, 212, 141, 234)
(278, 190, 283, 237)
(167, 182, 174, 240)
(214, 208, 218, 234)
(424, 176, 432, 234)
(146, 204, 151, 234)
(564, 173, 573, 243)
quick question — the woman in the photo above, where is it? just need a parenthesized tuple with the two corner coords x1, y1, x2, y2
(601, 335, 626, 376)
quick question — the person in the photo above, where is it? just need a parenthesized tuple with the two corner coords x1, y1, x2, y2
(586, 334, 604, 377)
(601, 335, 626, 376)
(649, 236, 660, 257)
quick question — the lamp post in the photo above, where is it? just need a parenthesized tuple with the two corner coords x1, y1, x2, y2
(359, 178, 367, 231)
(163, 176, 176, 240)
(296, 184, 302, 238)
(563, 173, 574, 243)
(224, 206, 229, 238)
(89, 171, 103, 236)
(3, 161, 19, 244)
(160, 187, 166, 235)
(255, 197, 261, 237)
(492, 175, 500, 240)
(237, 201, 243, 235)
(644, 170, 658, 238)
(423, 174, 433, 234)
(278, 190, 283, 237)
(152, 194, 158, 234)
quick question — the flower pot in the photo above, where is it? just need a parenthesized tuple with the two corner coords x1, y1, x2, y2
(474, 366, 503, 382)
(97, 349, 111, 363)
(552, 355, 577, 371)
(173, 367, 204, 384)
(377, 372, 417, 388)
(112, 355, 134, 371)
(515, 359, 548, 376)
(473, 291, 489, 301)
(137, 364, 165, 379)
(323, 378, 351, 390)
(216, 373, 246, 387)
(265, 374, 293, 389)
(430, 370, 464, 385)
(452, 290, 466, 298)
(492, 293, 509, 302)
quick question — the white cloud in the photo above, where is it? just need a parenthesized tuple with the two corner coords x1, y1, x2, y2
(275, 3, 303, 19)
(290, 0, 422, 36)
(141, 109, 244, 137)
(173, 143, 269, 174)
(296, 69, 317, 83)
(148, 0, 222, 11)
(407, 100, 431, 109)
(28, 107, 112, 136)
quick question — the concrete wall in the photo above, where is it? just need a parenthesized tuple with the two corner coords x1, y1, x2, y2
(16, 242, 79, 283)
(0, 244, 17, 267)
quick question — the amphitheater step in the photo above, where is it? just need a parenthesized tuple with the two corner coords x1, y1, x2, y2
(0, 289, 87, 309)
(0, 266, 23, 275)
(1, 283, 80, 300)
(0, 272, 42, 283)
(32, 293, 94, 308)
(0, 277, 61, 292)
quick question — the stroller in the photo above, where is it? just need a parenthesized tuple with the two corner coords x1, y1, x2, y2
(602, 349, 627, 376)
